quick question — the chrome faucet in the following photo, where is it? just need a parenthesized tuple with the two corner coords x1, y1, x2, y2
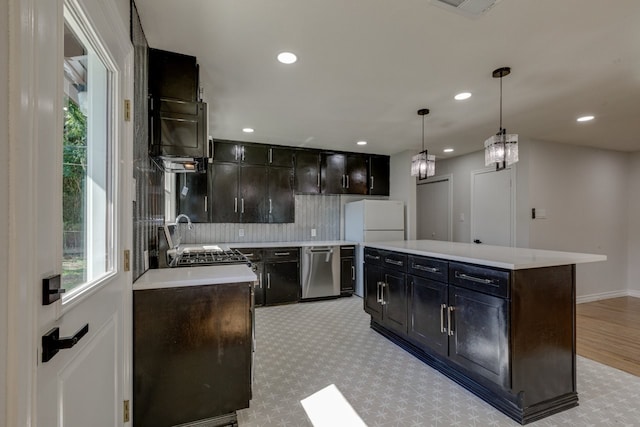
(174, 214, 193, 249)
(175, 214, 193, 230)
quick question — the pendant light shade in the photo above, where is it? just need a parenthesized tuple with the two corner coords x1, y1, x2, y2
(485, 67, 519, 169)
(411, 108, 435, 179)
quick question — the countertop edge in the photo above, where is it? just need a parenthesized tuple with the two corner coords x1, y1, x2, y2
(364, 241, 607, 270)
(133, 264, 257, 291)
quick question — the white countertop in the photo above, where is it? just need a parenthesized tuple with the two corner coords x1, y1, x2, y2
(365, 240, 607, 270)
(133, 264, 257, 291)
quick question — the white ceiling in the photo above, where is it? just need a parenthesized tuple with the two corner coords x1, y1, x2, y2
(134, 0, 640, 158)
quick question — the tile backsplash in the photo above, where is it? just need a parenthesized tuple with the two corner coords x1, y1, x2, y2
(182, 195, 341, 244)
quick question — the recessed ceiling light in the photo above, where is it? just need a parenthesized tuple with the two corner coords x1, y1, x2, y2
(242, 128, 254, 133)
(443, 148, 454, 153)
(356, 141, 367, 146)
(577, 115, 594, 122)
(277, 52, 297, 64)
(454, 92, 472, 101)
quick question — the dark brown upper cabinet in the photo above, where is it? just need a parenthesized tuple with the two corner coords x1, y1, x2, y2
(148, 48, 199, 101)
(369, 155, 390, 196)
(294, 150, 321, 194)
(176, 169, 209, 222)
(213, 140, 269, 165)
(268, 146, 295, 168)
(321, 153, 368, 195)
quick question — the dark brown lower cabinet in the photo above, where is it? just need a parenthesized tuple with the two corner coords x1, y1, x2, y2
(340, 246, 356, 296)
(366, 248, 578, 425)
(263, 248, 300, 305)
(133, 282, 252, 427)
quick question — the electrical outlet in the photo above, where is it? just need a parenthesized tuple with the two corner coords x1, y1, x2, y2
(239, 229, 245, 237)
(311, 228, 317, 237)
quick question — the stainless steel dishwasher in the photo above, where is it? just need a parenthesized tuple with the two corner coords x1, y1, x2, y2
(301, 246, 341, 300)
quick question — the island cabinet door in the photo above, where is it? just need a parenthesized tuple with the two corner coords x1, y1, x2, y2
(364, 264, 383, 322)
(382, 271, 408, 334)
(408, 275, 448, 357)
(447, 285, 510, 389)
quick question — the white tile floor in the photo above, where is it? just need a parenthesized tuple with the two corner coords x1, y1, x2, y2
(237, 297, 640, 427)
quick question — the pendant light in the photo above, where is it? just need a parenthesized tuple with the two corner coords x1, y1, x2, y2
(484, 67, 519, 169)
(411, 108, 435, 179)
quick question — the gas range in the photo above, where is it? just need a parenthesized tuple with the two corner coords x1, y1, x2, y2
(172, 248, 250, 267)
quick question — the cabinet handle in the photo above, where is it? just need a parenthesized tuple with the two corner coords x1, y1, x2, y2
(370, 176, 374, 190)
(241, 146, 245, 161)
(241, 198, 245, 213)
(381, 282, 387, 305)
(376, 281, 382, 303)
(341, 175, 345, 188)
(234, 197, 238, 213)
(269, 198, 272, 214)
(365, 254, 380, 260)
(317, 173, 320, 189)
(447, 306, 455, 336)
(259, 272, 263, 288)
(440, 304, 447, 333)
(267, 273, 271, 289)
(384, 258, 403, 267)
(269, 148, 273, 164)
(346, 175, 350, 188)
(455, 271, 496, 286)
(204, 196, 208, 212)
(412, 263, 439, 273)
(234, 145, 239, 161)
(351, 266, 355, 280)
(274, 252, 290, 256)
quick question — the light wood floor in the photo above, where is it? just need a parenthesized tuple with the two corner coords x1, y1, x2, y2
(576, 296, 640, 377)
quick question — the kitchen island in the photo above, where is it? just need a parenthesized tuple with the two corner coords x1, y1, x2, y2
(363, 240, 606, 425)
(133, 265, 256, 427)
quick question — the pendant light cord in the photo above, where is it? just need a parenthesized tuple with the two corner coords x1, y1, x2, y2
(421, 114, 425, 151)
(499, 74, 503, 133)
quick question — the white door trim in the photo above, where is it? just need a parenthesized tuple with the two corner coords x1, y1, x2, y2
(417, 174, 453, 241)
(470, 165, 517, 247)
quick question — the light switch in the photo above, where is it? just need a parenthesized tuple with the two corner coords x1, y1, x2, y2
(239, 229, 245, 237)
(311, 228, 317, 237)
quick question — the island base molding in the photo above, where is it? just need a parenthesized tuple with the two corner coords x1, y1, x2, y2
(370, 320, 579, 425)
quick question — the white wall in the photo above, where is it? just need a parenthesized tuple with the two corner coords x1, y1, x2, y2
(628, 152, 640, 295)
(390, 150, 417, 239)
(1, 1, 9, 422)
(527, 140, 629, 299)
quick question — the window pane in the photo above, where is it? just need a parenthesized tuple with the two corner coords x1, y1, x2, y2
(62, 20, 112, 294)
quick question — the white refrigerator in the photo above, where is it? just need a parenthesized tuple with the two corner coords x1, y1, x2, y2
(345, 200, 405, 297)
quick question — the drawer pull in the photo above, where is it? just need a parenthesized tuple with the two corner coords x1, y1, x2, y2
(440, 304, 447, 333)
(447, 306, 455, 336)
(365, 254, 380, 260)
(455, 271, 497, 286)
(376, 281, 383, 303)
(384, 258, 403, 266)
(412, 263, 439, 273)
(274, 252, 290, 256)
(342, 246, 355, 250)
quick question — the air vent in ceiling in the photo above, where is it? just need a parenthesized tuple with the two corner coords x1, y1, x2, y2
(430, 0, 501, 17)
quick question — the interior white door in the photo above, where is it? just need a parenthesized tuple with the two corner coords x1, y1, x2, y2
(471, 168, 515, 246)
(17, 0, 133, 425)
(416, 178, 451, 241)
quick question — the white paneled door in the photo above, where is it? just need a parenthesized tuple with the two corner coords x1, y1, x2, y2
(470, 167, 515, 247)
(7, 0, 133, 426)
(416, 177, 452, 241)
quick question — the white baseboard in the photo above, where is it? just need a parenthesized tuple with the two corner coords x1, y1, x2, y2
(576, 290, 632, 304)
(627, 289, 640, 298)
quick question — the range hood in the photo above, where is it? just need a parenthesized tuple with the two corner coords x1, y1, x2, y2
(149, 97, 210, 173)
(154, 156, 207, 173)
